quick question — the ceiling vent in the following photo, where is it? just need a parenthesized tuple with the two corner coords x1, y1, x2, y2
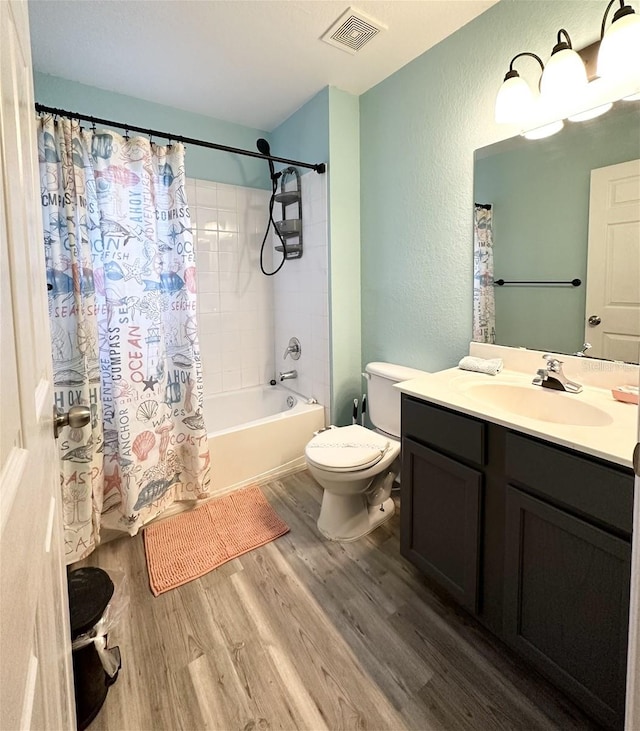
(321, 7, 386, 55)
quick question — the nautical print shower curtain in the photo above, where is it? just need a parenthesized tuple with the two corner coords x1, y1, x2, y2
(39, 116, 210, 562)
(39, 116, 105, 561)
(472, 204, 496, 344)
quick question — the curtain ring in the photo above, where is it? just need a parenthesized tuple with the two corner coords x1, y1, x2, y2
(124, 128, 130, 141)
(91, 120, 96, 132)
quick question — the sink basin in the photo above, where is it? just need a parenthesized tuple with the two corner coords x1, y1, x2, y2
(461, 383, 614, 427)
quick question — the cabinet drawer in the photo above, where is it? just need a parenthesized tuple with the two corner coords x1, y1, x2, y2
(402, 396, 486, 466)
(505, 432, 634, 535)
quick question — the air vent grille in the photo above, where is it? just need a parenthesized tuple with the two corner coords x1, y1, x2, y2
(321, 7, 386, 55)
(331, 16, 379, 51)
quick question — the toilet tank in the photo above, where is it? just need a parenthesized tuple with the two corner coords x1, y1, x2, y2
(365, 362, 430, 439)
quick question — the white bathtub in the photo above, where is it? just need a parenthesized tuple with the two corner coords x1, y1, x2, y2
(204, 385, 325, 495)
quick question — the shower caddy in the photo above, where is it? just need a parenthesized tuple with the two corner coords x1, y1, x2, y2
(274, 167, 303, 260)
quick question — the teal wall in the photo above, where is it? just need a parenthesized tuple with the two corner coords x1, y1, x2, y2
(271, 87, 361, 426)
(327, 88, 361, 426)
(359, 0, 608, 373)
(34, 72, 271, 189)
(475, 103, 640, 354)
(270, 88, 329, 170)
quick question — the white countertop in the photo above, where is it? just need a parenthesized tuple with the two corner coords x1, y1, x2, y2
(395, 368, 637, 469)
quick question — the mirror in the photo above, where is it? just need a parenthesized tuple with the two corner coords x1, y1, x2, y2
(473, 101, 640, 363)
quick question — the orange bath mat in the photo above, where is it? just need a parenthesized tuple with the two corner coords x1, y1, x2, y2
(143, 485, 289, 596)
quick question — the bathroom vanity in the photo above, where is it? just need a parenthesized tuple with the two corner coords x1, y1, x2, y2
(398, 365, 637, 730)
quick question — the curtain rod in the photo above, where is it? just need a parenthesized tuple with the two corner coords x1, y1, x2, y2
(35, 103, 326, 175)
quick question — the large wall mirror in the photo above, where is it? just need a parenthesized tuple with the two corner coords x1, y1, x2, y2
(473, 102, 640, 364)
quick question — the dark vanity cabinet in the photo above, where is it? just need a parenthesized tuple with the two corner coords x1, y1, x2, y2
(401, 399, 484, 613)
(401, 394, 634, 730)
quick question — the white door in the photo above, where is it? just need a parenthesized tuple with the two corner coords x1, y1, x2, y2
(0, 1, 75, 729)
(585, 159, 640, 363)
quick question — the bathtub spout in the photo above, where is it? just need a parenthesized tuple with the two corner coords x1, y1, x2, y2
(279, 370, 298, 381)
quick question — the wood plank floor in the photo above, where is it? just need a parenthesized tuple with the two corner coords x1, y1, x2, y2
(79, 471, 600, 731)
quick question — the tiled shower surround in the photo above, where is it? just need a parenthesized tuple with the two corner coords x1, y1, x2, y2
(187, 174, 330, 418)
(273, 171, 330, 422)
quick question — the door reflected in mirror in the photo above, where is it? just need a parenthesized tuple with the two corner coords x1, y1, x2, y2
(473, 101, 640, 363)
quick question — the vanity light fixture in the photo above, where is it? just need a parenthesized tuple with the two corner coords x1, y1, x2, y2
(494, 52, 544, 125)
(495, 0, 640, 137)
(540, 29, 587, 104)
(598, 0, 640, 82)
(540, 29, 613, 122)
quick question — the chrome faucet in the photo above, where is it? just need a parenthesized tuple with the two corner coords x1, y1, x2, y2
(574, 342, 592, 357)
(279, 369, 297, 382)
(283, 337, 301, 360)
(532, 354, 582, 393)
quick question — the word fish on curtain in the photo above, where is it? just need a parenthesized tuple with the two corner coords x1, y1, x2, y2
(38, 115, 210, 563)
(473, 203, 496, 344)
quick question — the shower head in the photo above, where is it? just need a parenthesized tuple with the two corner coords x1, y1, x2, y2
(256, 138, 271, 156)
(256, 138, 277, 182)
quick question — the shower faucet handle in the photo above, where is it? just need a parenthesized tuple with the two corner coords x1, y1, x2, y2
(283, 336, 301, 360)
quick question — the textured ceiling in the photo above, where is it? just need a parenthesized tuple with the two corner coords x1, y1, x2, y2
(28, 0, 497, 131)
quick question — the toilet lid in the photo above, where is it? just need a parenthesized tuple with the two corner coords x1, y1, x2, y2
(305, 424, 390, 471)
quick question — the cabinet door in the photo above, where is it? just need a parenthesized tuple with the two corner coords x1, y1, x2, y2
(401, 438, 482, 613)
(504, 486, 630, 729)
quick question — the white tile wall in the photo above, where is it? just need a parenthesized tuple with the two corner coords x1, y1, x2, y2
(188, 173, 330, 418)
(272, 171, 331, 419)
(189, 179, 274, 398)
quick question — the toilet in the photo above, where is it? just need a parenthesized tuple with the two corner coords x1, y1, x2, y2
(305, 362, 429, 542)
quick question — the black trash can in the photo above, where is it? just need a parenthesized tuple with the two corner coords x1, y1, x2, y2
(68, 568, 121, 730)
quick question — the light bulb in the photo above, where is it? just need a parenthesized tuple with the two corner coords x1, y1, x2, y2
(568, 103, 613, 122)
(540, 47, 588, 104)
(598, 10, 640, 80)
(495, 73, 534, 124)
(523, 120, 564, 140)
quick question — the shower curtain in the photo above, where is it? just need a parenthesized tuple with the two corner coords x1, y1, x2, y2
(39, 116, 210, 562)
(472, 204, 496, 344)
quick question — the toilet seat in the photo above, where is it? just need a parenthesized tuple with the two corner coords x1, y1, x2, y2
(305, 424, 390, 473)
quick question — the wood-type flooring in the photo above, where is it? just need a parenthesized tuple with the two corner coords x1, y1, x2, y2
(79, 471, 600, 731)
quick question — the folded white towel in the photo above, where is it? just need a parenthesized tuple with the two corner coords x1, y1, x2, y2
(458, 356, 503, 376)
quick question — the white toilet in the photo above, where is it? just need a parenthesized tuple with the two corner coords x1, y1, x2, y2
(305, 362, 429, 542)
